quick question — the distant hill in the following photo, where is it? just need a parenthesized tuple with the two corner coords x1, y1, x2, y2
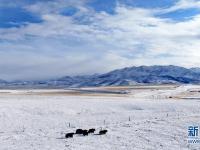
(191, 67, 200, 73)
(1, 65, 200, 88)
(0, 79, 7, 84)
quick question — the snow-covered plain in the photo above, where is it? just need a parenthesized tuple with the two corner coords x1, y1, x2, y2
(0, 85, 200, 150)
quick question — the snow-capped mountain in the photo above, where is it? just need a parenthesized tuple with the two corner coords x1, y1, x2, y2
(191, 67, 200, 73)
(1, 65, 200, 88)
(95, 65, 200, 85)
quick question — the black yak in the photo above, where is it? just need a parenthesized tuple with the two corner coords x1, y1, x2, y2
(88, 128, 95, 134)
(75, 129, 83, 134)
(65, 133, 74, 138)
(99, 130, 107, 135)
(82, 130, 88, 136)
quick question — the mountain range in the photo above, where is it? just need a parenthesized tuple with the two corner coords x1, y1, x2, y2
(1, 65, 200, 88)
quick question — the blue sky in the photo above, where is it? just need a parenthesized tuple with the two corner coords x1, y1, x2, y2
(0, 0, 200, 80)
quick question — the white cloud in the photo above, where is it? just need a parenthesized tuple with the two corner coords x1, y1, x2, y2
(1, 0, 200, 80)
(158, 0, 200, 13)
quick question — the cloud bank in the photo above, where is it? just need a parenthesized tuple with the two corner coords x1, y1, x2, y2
(0, 0, 200, 80)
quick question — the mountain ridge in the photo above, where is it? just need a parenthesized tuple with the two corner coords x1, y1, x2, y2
(1, 65, 200, 88)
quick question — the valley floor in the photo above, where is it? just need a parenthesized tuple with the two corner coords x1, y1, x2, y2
(0, 85, 200, 150)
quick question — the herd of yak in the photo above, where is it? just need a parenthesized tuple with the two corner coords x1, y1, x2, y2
(65, 128, 108, 138)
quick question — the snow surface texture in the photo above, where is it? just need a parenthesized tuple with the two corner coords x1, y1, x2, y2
(0, 85, 200, 150)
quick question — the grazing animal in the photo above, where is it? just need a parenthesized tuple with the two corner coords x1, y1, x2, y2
(65, 133, 74, 138)
(76, 129, 83, 134)
(82, 130, 88, 136)
(99, 130, 107, 135)
(88, 128, 95, 134)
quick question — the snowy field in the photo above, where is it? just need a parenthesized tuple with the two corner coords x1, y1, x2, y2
(0, 85, 200, 150)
